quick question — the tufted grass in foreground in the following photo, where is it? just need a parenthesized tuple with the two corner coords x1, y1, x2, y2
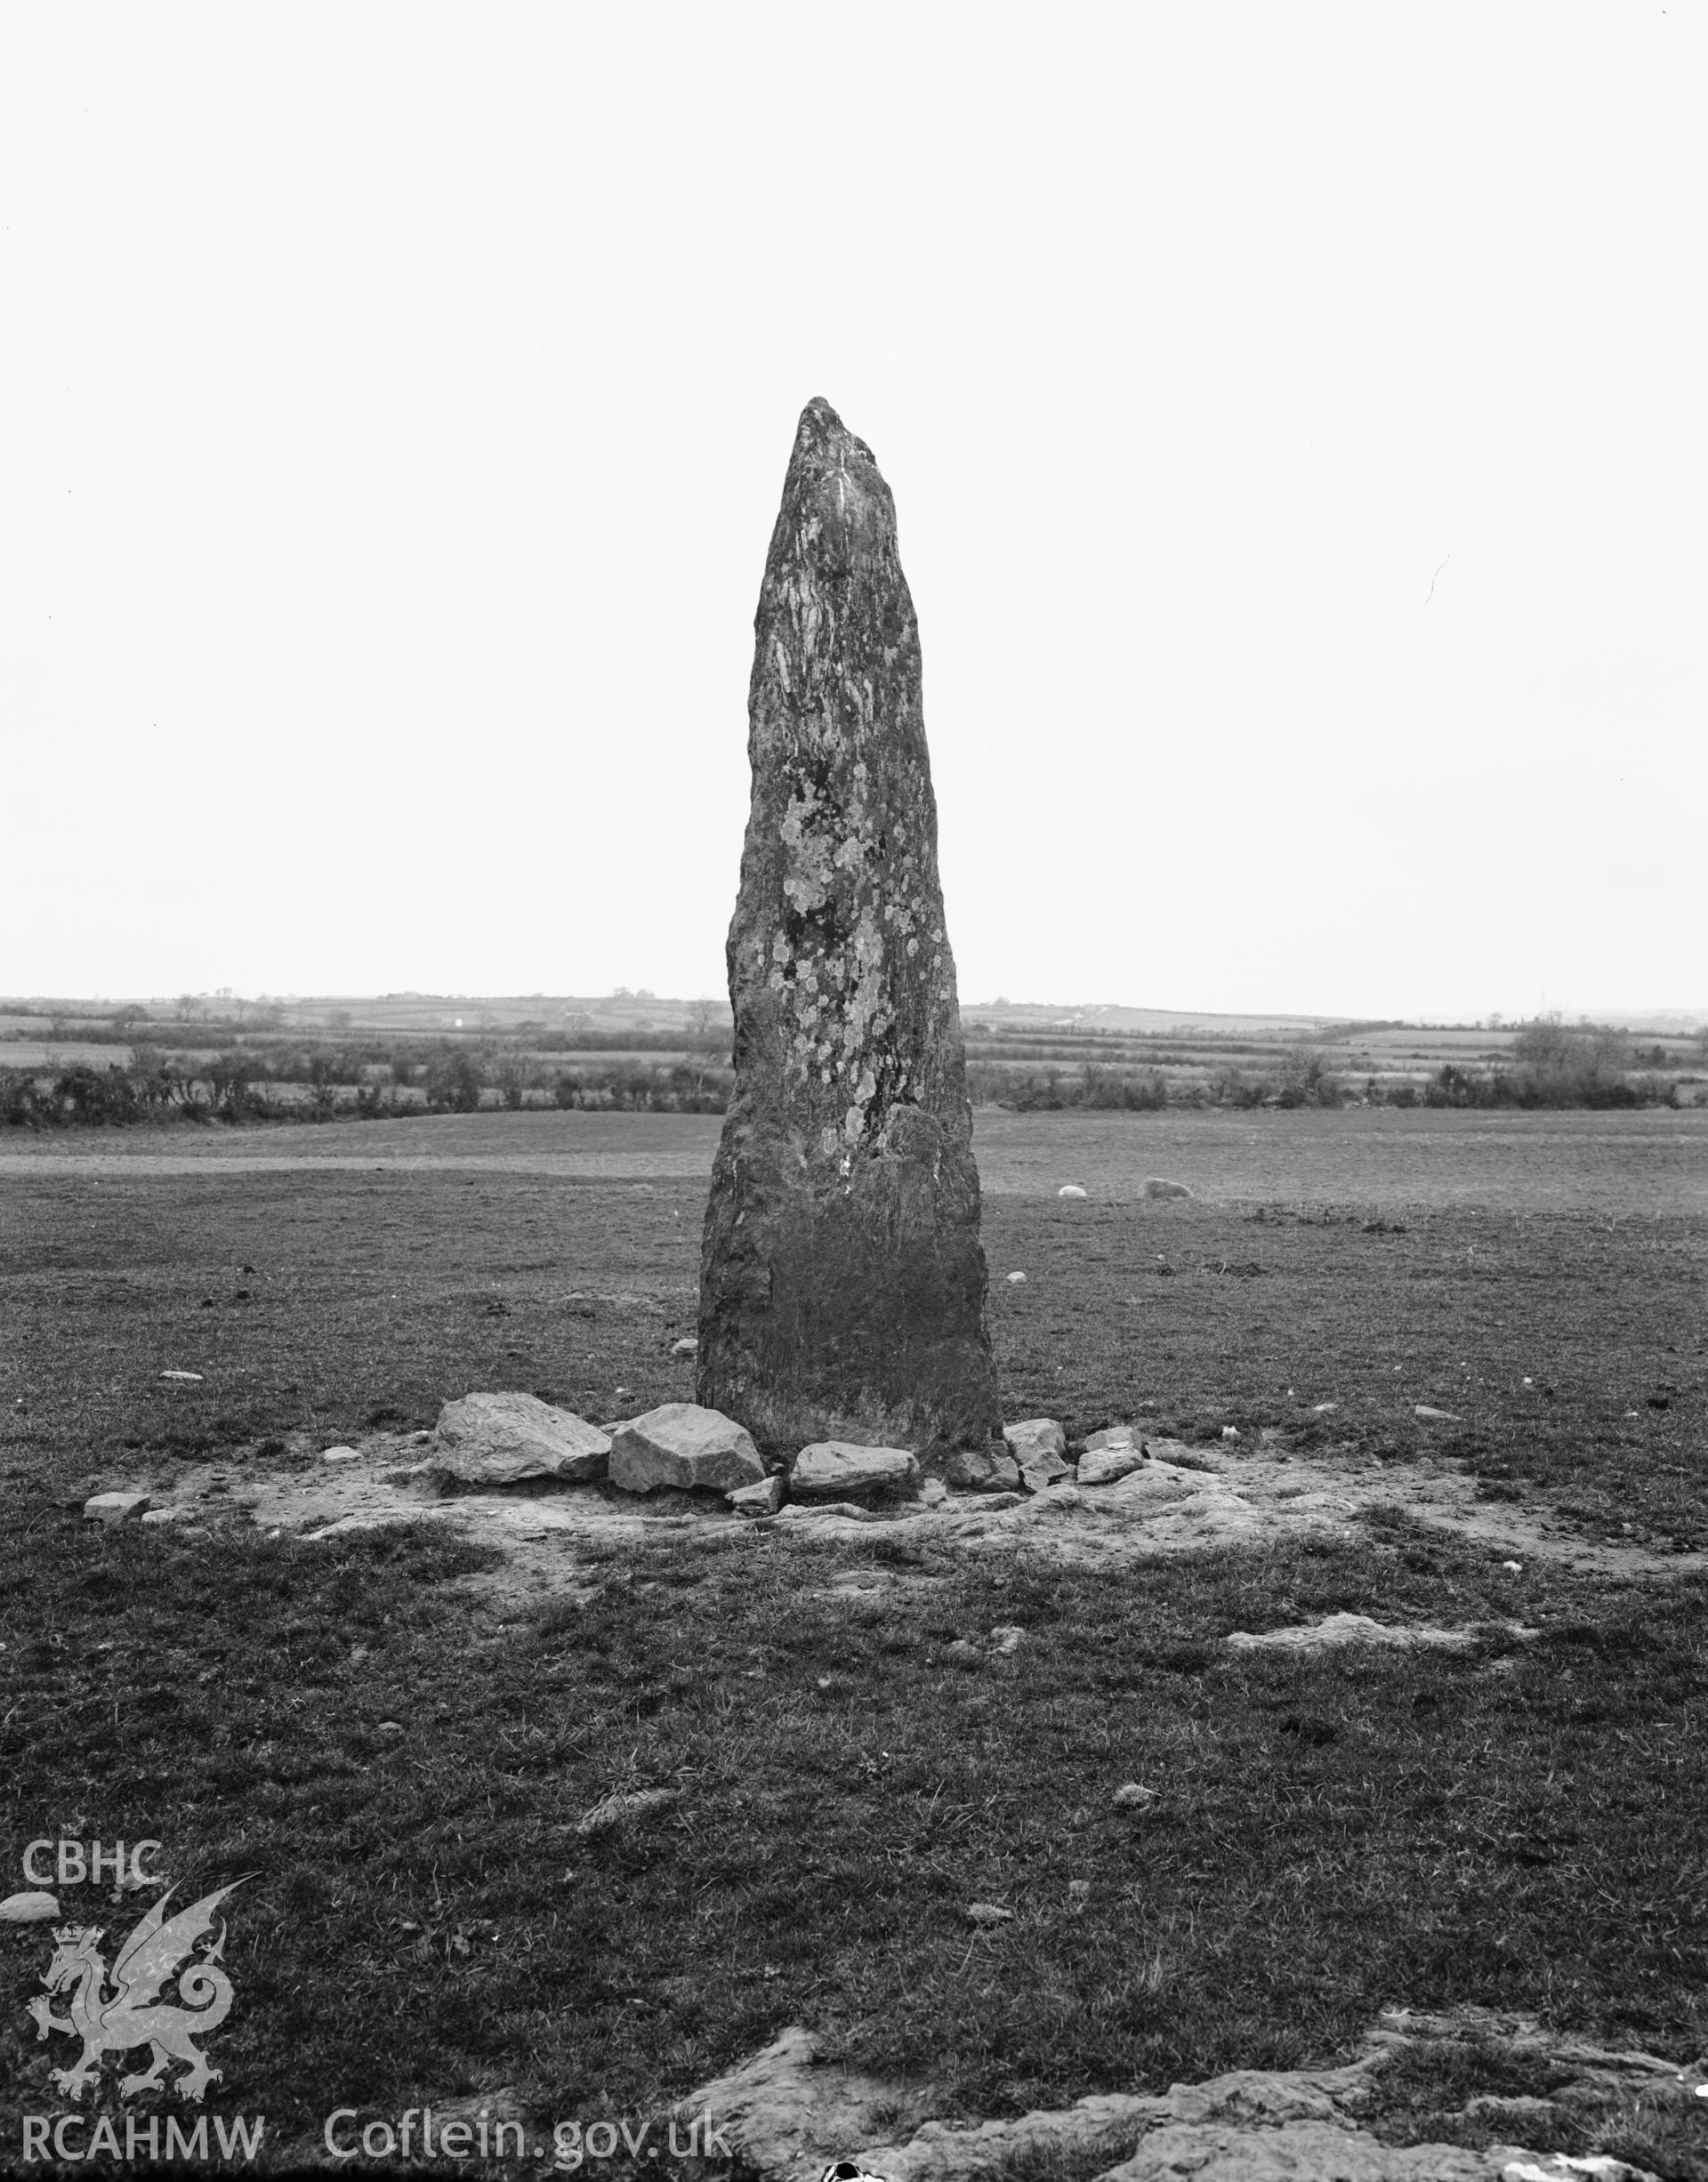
(2, 1498, 1705, 2170)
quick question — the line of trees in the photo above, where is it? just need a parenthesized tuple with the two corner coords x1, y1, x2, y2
(4, 1015, 1696, 1130)
(1410, 1019, 1679, 1109)
(0, 1043, 735, 1130)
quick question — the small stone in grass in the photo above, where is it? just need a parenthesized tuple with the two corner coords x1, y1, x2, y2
(377, 1721, 404, 1735)
(965, 1902, 1013, 1926)
(945, 1445, 1022, 1492)
(1006, 1271, 1027, 1284)
(322, 1445, 362, 1462)
(726, 1474, 784, 1519)
(84, 1491, 150, 1526)
(791, 1441, 919, 1506)
(1414, 1404, 1462, 1421)
(1114, 1783, 1156, 1808)
(159, 1370, 204, 1382)
(1004, 1418, 1069, 1491)
(1058, 1184, 1088, 1199)
(1503, 1560, 1522, 1573)
(576, 1786, 682, 1839)
(609, 1404, 763, 1494)
(671, 1337, 698, 1357)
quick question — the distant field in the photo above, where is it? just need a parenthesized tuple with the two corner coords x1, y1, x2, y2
(0, 1041, 138, 1067)
(4, 1105, 1704, 1218)
(973, 1106, 1708, 1217)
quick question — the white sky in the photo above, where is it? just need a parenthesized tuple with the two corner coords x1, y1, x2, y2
(3, 4, 1703, 1020)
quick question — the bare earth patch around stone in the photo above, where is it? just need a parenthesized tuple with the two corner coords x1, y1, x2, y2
(670, 2006, 1700, 2182)
(115, 1424, 1708, 1608)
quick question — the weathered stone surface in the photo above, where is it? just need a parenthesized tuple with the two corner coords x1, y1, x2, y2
(1226, 1613, 1539, 1655)
(773, 1499, 890, 1525)
(791, 1441, 918, 1506)
(681, 2023, 1557, 2182)
(608, 1404, 764, 1494)
(1078, 1445, 1148, 1487)
(727, 1474, 785, 1519)
(576, 1786, 681, 1839)
(84, 1490, 150, 1526)
(672, 2025, 943, 2182)
(945, 1446, 1022, 1492)
(1095, 2117, 1509, 2178)
(697, 399, 1000, 1455)
(432, 1393, 610, 1484)
(1005, 1418, 1069, 1491)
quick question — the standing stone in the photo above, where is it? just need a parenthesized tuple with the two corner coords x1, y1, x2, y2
(697, 399, 1001, 1454)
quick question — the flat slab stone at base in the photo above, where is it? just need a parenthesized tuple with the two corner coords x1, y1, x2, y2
(1098, 2116, 1514, 2178)
(1004, 1418, 1069, 1491)
(1078, 1445, 1148, 1487)
(673, 2025, 943, 2182)
(774, 1501, 890, 1525)
(727, 1475, 785, 1519)
(1227, 1613, 1539, 1655)
(791, 1442, 919, 1506)
(432, 1393, 610, 1484)
(681, 2023, 1573, 2182)
(609, 1404, 765, 1494)
(84, 1491, 150, 1525)
(945, 1447, 1022, 1492)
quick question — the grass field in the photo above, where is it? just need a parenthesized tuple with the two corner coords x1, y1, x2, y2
(2, 1107, 1705, 2174)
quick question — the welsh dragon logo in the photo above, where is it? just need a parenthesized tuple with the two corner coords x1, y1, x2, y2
(28, 1880, 248, 2103)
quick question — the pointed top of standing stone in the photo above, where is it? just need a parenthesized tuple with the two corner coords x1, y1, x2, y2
(770, 399, 897, 582)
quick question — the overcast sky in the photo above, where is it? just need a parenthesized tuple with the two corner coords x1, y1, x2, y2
(4, 4, 1702, 1020)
